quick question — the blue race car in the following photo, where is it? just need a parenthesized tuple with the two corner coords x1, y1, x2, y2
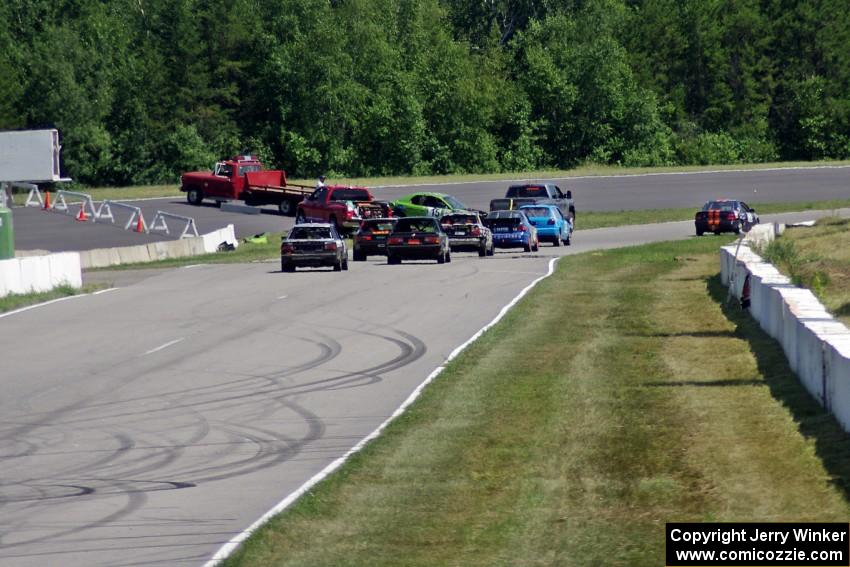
(519, 204, 572, 246)
(484, 210, 539, 252)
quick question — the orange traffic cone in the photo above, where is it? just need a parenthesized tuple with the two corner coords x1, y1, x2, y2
(75, 203, 88, 222)
(42, 191, 51, 210)
(135, 214, 145, 233)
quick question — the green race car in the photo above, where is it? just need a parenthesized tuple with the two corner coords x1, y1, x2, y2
(391, 192, 474, 218)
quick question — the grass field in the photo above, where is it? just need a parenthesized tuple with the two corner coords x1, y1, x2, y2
(761, 216, 850, 327)
(0, 283, 107, 313)
(220, 237, 850, 567)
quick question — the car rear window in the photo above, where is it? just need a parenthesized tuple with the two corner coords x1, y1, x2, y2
(330, 189, 371, 202)
(507, 185, 546, 198)
(520, 207, 551, 218)
(395, 218, 438, 233)
(289, 227, 332, 239)
(703, 201, 736, 211)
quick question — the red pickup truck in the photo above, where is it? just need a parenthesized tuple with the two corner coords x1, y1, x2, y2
(295, 185, 392, 232)
(180, 155, 314, 215)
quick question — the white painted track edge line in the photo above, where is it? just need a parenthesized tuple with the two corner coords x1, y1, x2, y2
(371, 164, 850, 189)
(201, 257, 560, 567)
(143, 338, 185, 356)
(0, 287, 117, 319)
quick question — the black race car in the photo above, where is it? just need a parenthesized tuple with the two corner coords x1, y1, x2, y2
(440, 211, 494, 257)
(353, 218, 398, 261)
(694, 200, 759, 236)
(386, 217, 451, 265)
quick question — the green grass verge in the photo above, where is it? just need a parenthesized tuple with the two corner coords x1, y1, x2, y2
(0, 283, 108, 313)
(760, 216, 850, 327)
(11, 160, 850, 205)
(221, 237, 850, 567)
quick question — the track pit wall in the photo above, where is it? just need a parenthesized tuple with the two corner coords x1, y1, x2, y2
(721, 224, 850, 431)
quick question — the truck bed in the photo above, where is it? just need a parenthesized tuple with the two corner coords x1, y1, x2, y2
(244, 170, 313, 195)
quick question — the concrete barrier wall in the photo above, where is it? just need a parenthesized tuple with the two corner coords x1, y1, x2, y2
(0, 251, 82, 297)
(79, 224, 238, 269)
(1, 225, 238, 295)
(721, 223, 850, 433)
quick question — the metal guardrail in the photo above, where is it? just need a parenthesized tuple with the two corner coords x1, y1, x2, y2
(149, 211, 199, 238)
(96, 200, 148, 232)
(52, 190, 98, 220)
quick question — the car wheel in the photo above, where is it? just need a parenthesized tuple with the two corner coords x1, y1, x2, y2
(334, 257, 343, 271)
(733, 221, 742, 235)
(524, 242, 532, 252)
(478, 243, 487, 257)
(553, 235, 561, 247)
(281, 261, 295, 273)
(532, 239, 539, 252)
(446, 250, 451, 263)
(486, 242, 494, 256)
(565, 233, 571, 246)
(342, 258, 349, 270)
(388, 255, 401, 265)
(278, 199, 295, 216)
(186, 187, 203, 205)
(696, 228, 704, 236)
(353, 251, 366, 261)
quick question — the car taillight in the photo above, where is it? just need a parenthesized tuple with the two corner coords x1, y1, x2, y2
(346, 210, 354, 220)
(726, 212, 737, 220)
(324, 242, 338, 251)
(471, 226, 481, 236)
(518, 224, 528, 232)
(424, 236, 440, 244)
(547, 218, 555, 225)
(388, 237, 403, 245)
(358, 234, 372, 241)
(281, 244, 294, 255)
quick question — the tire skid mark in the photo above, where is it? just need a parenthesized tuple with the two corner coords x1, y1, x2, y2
(0, 324, 424, 552)
(1, 486, 148, 548)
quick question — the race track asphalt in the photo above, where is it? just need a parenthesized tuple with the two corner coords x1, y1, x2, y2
(10, 165, 850, 252)
(1, 167, 848, 566)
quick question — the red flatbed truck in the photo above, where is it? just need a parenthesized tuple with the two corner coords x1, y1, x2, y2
(180, 155, 314, 216)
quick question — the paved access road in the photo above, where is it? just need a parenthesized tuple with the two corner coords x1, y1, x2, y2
(11, 165, 850, 252)
(0, 208, 842, 567)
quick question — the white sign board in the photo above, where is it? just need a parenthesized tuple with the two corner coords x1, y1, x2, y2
(0, 129, 62, 182)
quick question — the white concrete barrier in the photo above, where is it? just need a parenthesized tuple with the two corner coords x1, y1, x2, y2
(77, 225, 238, 269)
(201, 224, 238, 253)
(0, 258, 23, 297)
(721, 221, 850, 433)
(0, 252, 82, 297)
(826, 340, 850, 430)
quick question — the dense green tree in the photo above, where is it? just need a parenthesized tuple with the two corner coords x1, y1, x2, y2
(2, 0, 849, 184)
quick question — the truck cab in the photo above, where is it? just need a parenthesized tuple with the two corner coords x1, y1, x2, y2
(181, 155, 264, 205)
(505, 183, 575, 223)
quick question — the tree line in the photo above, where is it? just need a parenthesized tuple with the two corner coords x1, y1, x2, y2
(1, 0, 847, 186)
